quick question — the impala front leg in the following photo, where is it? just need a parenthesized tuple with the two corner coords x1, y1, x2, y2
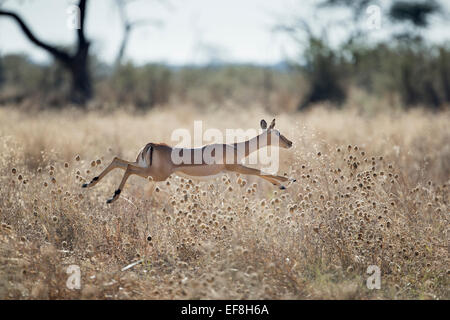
(106, 164, 147, 204)
(82, 157, 135, 188)
(225, 164, 292, 189)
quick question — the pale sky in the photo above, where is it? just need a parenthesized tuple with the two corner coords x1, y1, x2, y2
(0, 0, 449, 65)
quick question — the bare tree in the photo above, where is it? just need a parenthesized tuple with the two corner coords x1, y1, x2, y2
(114, 0, 163, 67)
(0, 0, 91, 105)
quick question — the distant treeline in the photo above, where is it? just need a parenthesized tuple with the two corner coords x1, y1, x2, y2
(0, 36, 449, 111)
(0, 55, 303, 111)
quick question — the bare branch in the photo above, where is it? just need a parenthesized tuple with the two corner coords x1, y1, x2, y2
(77, 0, 89, 47)
(0, 9, 71, 65)
(114, 0, 164, 66)
(130, 18, 163, 28)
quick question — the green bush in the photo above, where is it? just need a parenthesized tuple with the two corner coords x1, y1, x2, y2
(346, 37, 450, 109)
(1, 40, 449, 111)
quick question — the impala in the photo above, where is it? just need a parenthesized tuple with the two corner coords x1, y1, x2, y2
(82, 119, 295, 203)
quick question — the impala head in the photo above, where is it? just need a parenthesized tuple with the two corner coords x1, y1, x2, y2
(260, 119, 293, 149)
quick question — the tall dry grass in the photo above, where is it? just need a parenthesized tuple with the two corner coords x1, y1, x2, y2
(0, 105, 448, 299)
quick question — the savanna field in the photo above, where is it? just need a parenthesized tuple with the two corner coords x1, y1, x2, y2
(0, 105, 448, 299)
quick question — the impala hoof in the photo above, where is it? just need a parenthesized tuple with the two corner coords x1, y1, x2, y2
(106, 189, 121, 204)
(280, 185, 286, 190)
(82, 183, 88, 188)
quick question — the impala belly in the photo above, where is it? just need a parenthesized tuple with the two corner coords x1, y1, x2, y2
(174, 171, 223, 181)
(174, 164, 225, 181)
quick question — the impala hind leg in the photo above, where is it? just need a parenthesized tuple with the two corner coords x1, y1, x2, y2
(225, 164, 292, 190)
(106, 164, 148, 204)
(82, 157, 135, 188)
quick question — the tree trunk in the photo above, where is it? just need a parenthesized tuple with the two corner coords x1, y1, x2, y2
(439, 48, 450, 103)
(0, 0, 92, 106)
(69, 44, 92, 104)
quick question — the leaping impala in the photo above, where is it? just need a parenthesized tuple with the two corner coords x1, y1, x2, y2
(82, 119, 295, 204)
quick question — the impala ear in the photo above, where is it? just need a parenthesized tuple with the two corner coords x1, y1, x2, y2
(269, 119, 276, 129)
(260, 119, 267, 129)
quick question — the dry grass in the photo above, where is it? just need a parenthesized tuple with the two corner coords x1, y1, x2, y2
(0, 105, 448, 299)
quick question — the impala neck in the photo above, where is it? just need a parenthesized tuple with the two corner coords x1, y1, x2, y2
(235, 131, 270, 158)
